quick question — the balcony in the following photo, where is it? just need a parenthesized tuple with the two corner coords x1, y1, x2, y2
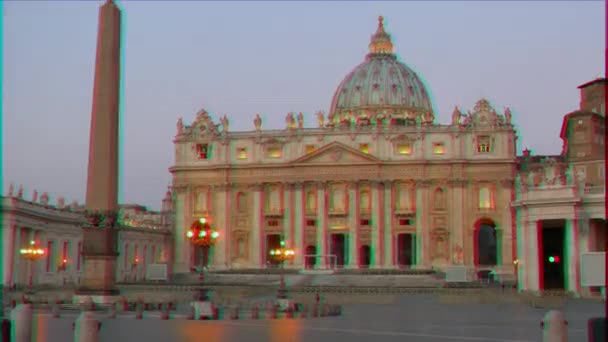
(395, 207, 415, 216)
(264, 208, 284, 218)
(584, 186, 605, 195)
(328, 208, 348, 217)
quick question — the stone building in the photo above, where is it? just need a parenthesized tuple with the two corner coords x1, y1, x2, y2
(170, 17, 518, 276)
(1, 187, 173, 288)
(513, 79, 606, 296)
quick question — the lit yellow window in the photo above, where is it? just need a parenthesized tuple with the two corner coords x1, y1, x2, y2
(267, 146, 282, 158)
(359, 143, 369, 154)
(306, 144, 316, 154)
(479, 187, 492, 209)
(477, 136, 491, 153)
(237, 147, 248, 160)
(432, 143, 445, 155)
(397, 143, 412, 155)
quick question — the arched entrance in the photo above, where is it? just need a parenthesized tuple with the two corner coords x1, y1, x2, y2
(474, 218, 498, 266)
(305, 245, 316, 269)
(359, 245, 371, 268)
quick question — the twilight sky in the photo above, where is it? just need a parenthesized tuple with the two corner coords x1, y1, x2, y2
(3, 1, 605, 211)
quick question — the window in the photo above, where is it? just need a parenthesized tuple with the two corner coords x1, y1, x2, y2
(359, 190, 370, 212)
(360, 219, 370, 226)
(237, 147, 248, 160)
(306, 190, 316, 212)
(477, 136, 491, 153)
(399, 218, 413, 226)
(359, 143, 369, 154)
(305, 144, 316, 154)
(432, 143, 445, 155)
(267, 146, 282, 158)
(197, 144, 210, 159)
(599, 164, 605, 179)
(236, 192, 247, 211)
(397, 143, 412, 155)
(306, 219, 316, 227)
(479, 186, 493, 209)
(268, 220, 279, 227)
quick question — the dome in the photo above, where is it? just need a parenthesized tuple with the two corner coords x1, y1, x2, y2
(328, 17, 434, 126)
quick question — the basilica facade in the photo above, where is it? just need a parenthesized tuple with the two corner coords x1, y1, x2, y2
(170, 17, 518, 276)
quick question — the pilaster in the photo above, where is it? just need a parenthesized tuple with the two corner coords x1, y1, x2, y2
(415, 180, 430, 267)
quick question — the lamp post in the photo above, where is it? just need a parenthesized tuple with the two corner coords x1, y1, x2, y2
(186, 217, 219, 301)
(19, 240, 46, 294)
(269, 241, 295, 300)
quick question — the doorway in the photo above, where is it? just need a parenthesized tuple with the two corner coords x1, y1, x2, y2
(541, 221, 565, 290)
(330, 233, 346, 268)
(359, 245, 371, 268)
(397, 233, 415, 267)
(265, 234, 282, 267)
(475, 218, 498, 266)
(305, 245, 317, 269)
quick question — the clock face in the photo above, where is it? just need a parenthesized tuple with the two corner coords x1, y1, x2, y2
(200, 125, 206, 131)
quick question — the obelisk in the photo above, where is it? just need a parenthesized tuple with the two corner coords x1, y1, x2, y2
(76, 0, 122, 303)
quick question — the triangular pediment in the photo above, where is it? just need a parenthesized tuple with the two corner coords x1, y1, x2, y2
(290, 142, 381, 165)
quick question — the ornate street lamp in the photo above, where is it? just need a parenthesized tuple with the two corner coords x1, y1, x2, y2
(269, 240, 295, 300)
(186, 217, 219, 301)
(19, 240, 46, 294)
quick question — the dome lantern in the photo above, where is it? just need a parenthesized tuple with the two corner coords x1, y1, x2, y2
(368, 16, 394, 56)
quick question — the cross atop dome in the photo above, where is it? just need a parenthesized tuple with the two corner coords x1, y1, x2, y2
(369, 15, 394, 55)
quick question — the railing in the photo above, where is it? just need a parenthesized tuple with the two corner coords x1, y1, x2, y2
(584, 186, 605, 195)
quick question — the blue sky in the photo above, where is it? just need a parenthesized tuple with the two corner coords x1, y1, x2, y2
(3, 1, 605, 210)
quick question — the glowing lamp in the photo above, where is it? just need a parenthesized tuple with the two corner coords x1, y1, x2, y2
(187, 230, 194, 238)
(199, 217, 207, 224)
(211, 231, 219, 239)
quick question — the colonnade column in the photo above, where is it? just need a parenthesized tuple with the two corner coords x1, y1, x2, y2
(371, 181, 383, 268)
(2, 223, 15, 286)
(383, 181, 393, 268)
(565, 218, 581, 296)
(251, 184, 263, 268)
(415, 180, 430, 267)
(577, 218, 591, 297)
(347, 182, 359, 268)
(316, 182, 328, 268)
(499, 179, 515, 268)
(293, 182, 304, 267)
(172, 186, 189, 274)
(13, 227, 22, 285)
(525, 220, 541, 293)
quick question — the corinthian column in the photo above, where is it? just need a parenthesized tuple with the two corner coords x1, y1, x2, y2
(383, 180, 394, 268)
(251, 184, 263, 268)
(316, 182, 328, 268)
(293, 183, 304, 267)
(371, 181, 383, 268)
(347, 182, 359, 268)
(415, 180, 430, 267)
(172, 187, 190, 274)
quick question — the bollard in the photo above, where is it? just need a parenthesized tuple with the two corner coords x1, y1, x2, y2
(541, 310, 568, 342)
(251, 305, 259, 319)
(160, 303, 170, 320)
(74, 311, 101, 342)
(108, 302, 117, 319)
(135, 301, 144, 320)
(10, 303, 33, 342)
(52, 300, 61, 318)
(587, 317, 606, 342)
